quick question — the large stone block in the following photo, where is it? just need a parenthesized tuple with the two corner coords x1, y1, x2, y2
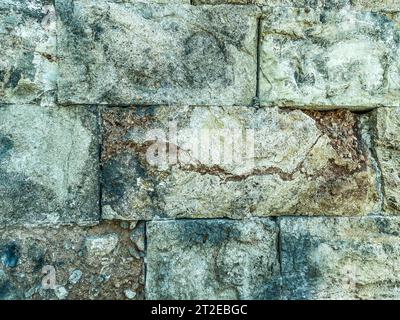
(146, 219, 280, 300)
(56, 1, 259, 105)
(0, 222, 144, 299)
(260, 7, 400, 109)
(101, 106, 379, 220)
(374, 107, 400, 213)
(280, 217, 400, 299)
(0, 0, 57, 104)
(0, 104, 99, 227)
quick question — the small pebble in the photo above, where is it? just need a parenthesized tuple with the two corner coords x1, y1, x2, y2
(69, 269, 83, 284)
(124, 289, 136, 300)
(54, 286, 68, 300)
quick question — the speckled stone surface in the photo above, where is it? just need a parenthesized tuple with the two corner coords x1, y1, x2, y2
(101, 106, 379, 220)
(0, 222, 144, 300)
(146, 219, 280, 299)
(280, 217, 400, 299)
(0, 0, 57, 105)
(260, 7, 400, 109)
(56, 1, 259, 106)
(0, 104, 99, 227)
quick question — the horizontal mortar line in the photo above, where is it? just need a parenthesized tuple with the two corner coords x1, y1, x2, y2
(2, 102, 394, 112)
(124, 214, 394, 223)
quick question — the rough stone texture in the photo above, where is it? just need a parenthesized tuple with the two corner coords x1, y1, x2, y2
(260, 7, 400, 109)
(57, 1, 259, 106)
(0, 222, 144, 300)
(374, 107, 400, 213)
(146, 219, 280, 300)
(280, 217, 400, 299)
(101, 106, 379, 220)
(193, 0, 265, 4)
(194, 0, 400, 11)
(0, 0, 57, 105)
(0, 104, 99, 227)
(2, 0, 400, 301)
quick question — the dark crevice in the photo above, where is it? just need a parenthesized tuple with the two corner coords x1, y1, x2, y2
(273, 216, 283, 299)
(255, 15, 262, 100)
(368, 111, 386, 212)
(97, 106, 104, 221)
(143, 220, 148, 299)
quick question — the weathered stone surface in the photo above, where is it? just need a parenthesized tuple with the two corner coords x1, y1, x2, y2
(0, 222, 144, 299)
(281, 217, 400, 299)
(0, 0, 57, 105)
(83, 0, 189, 3)
(101, 106, 379, 220)
(0, 104, 99, 227)
(260, 7, 400, 109)
(194, 0, 400, 11)
(193, 0, 264, 4)
(146, 219, 280, 299)
(57, 2, 259, 105)
(374, 107, 400, 213)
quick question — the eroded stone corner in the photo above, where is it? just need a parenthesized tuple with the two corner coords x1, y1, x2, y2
(0, 0, 57, 105)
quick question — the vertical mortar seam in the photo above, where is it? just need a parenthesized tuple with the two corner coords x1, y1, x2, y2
(255, 14, 262, 99)
(274, 217, 283, 299)
(97, 106, 103, 221)
(369, 111, 386, 212)
(143, 220, 148, 300)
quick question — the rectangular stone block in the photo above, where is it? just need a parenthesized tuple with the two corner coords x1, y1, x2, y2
(0, 0, 57, 104)
(146, 219, 280, 300)
(0, 104, 99, 227)
(101, 106, 379, 220)
(374, 107, 400, 213)
(0, 222, 144, 299)
(280, 217, 400, 299)
(260, 7, 400, 109)
(56, 1, 259, 106)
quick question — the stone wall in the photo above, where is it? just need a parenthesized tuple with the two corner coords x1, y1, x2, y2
(0, 0, 399, 300)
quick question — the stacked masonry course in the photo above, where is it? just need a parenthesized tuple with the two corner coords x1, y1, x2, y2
(0, 0, 399, 299)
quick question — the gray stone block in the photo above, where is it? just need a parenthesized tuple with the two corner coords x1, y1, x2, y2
(260, 7, 400, 109)
(0, 0, 57, 104)
(56, 1, 259, 105)
(0, 104, 99, 227)
(146, 219, 280, 300)
(280, 217, 400, 299)
(373, 107, 400, 213)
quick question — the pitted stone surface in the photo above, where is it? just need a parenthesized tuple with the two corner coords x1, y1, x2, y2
(374, 107, 400, 213)
(56, 1, 259, 106)
(0, 104, 99, 227)
(101, 106, 379, 220)
(260, 7, 400, 109)
(280, 217, 400, 299)
(146, 219, 280, 300)
(0, 222, 144, 300)
(0, 0, 57, 104)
